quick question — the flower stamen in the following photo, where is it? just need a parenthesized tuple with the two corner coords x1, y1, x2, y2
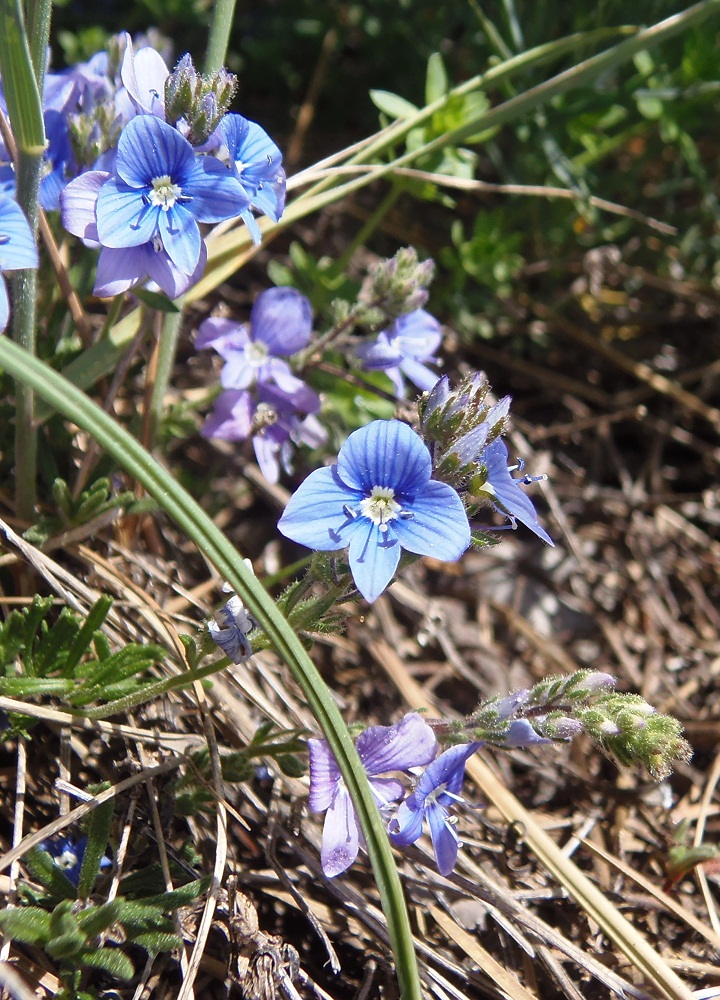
(149, 174, 183, 211)
(359, 486, 402, 534)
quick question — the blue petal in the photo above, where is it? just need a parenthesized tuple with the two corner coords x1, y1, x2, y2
(356, 331, 404, 370)
(185, 156, 248, 223)
(389, 798, 425, 847)
(278, 467, 361, 551)
(337, 420, 431, 494)
(358, 714, 437, 774)
(251, 286, 313, 355)
(390, 309, 441, 359)
(480, 438, 554, 545)
(427, 802, 459, 876)
(416, 743, 481, 803)
(146, 237, 206, 297)
(399, 357, 441, 392)
(116, 116, 192, 188)
(93, 245, 149, 296)
(120, 38, 168, 117)
(195, 317, 249, 356)
(308, 738, 341, 812)
(96, 179, 157, 247)
(347, 521, 401, 603)
(0, 194, 38, 271)
(158, 205, 201, 274)
(394, 480, 470, 562)
(321, 784, 360, 877)
(201, 389, 254, 442)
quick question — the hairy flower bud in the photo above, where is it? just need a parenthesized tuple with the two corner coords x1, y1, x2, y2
(359, 246, 435, 322)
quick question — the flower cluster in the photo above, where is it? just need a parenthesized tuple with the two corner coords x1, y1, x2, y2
(197, 287, 326, 483)
(278, 419, 471, 602)
(0, 193, 38, 332)
(0, 31, 286, 298)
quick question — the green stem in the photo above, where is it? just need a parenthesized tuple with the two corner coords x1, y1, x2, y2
(204, 0, 237, 74)
(25, 0, 52, 86)
(0, 337, 423, 1000)
(12, 148, 42, 522)
(147, 308, 183, 450)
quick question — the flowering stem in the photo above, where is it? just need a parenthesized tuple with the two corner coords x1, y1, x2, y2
(203, 0, 237, 74)
(0, 338, 424, 1000)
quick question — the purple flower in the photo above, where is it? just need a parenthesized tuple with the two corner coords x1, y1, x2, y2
(41, 834, 112, 888)
(0, 194, 38, 332)
(474, 438, 553, 545)
(220, 113, 287, 243)
(196, 287, 312, 400)
(308, 713, 437, 877)
(278, 420, 471, 603)
(389, 742, 482, 876)
(356, 309, 442, 396)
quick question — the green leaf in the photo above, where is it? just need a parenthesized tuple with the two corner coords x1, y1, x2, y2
(0, 905, 51, 944)
(369, 89, 419, 120)
(133, 931, 183, 955)
(24, 847, 78, 900)
(79, 948, 135, 980)
(62, 596, 114, 677)
(76, 899, 124, 936)
(425, 52, 448, 104)
(77, 791, 113, 898)
(0, 0, 45, 153)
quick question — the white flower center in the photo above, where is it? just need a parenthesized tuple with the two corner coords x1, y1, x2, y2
(245, 340, 269, 367)
(149, 174, 182, 211)
(359, 486, 401, 533)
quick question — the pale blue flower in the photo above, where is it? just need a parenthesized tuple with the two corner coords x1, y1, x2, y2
(308, 713, 437, 877)
(389, 742, 482, 876)
(356, 308, 442, 396)
(278, 420, 470, 603)
(220, 113, 286, 244)
(475, 437, 553, 545)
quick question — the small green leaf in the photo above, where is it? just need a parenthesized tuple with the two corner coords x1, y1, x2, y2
(133, 931, 183, 955)
(425, 52, 448, 104)
(0, 0, 45, 153)
(79, 948, 135, 980)
(369, 89, 419, 120)
(76, 899, 124, 936)
(77, 792, 113, 898)
(24, 847, 78, 900)
(0, 905, 52, 944)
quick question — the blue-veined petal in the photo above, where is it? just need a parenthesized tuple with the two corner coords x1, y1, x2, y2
(116, 116, 193, 189)
(201, 389, 254, 441)
(399, 356, 440, 391)
(146, 236, 206, 297)
(278, 467, 361, 551)
(251, 286, 312, 355)
(389, 797, 424, 846)
(394, 480, 470, 561)
(347, 521, 401, 604)
(186, 156, 248, 223)
(96, 178, 157, 247)
(337, 420, 431, 494)
(94, 245, 149, 296)
(120, 34, 168, 118)
(356, 331, 403, 370)
(358, 713, 437, 774)
(308, 738, 341, 812)
(158, 205, 201, 274)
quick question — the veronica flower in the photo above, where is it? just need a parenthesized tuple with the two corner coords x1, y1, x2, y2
(196, 287, 312, 399)
(119, 32, 169, 118)
(473, 437, 553, 545)
(278, 420, 470, 603)
(389, 742, 482, 876)
(89, 115, 247, 276)
(41, 834, 112, 888)
(308, 713, 437, 877)
(356, 308, 442, 397)
(220, 113, 287, 243)
(208, 593, 256, 664)
(0, 193, 38, 332)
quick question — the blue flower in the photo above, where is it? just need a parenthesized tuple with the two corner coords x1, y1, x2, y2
(389, 742, 482, 876)
(308, 713, 437, 877)
(278, 420, 471, 603)
(93, 115, 247, 275)
(473, 437, 553, 545)
(41, 834, 112, 888)
(220, 113, 286, 244)
(0, 193, 38, 332)
(356, 308, 442, 397)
